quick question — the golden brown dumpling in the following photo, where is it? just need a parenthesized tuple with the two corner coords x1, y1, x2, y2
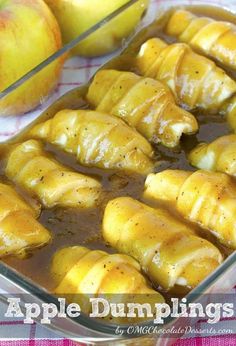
(51, 246, 164, 322)
(5, 140, 101, 209)
(87, 69, 198, 147)
(165, 9, 236, 71)
(29, 110, 154, 174)
(136, 38, 236, 113)
(0, 183, 51, 258)
(189, 134, 236, 176)
(103, 197, 222, 292)
(144, 169, 236, 248)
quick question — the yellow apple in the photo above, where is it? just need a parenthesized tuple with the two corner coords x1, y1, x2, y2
(0, 0, 64, 116)
(45, 0, 149, 57)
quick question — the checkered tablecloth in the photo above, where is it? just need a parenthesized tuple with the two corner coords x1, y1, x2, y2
(0, 0, 236, 345)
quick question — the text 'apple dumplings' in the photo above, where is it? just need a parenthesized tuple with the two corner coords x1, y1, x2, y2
(103, 197, 222, 292)
(51, 246, 164, 323)
(87, 69, 198, 148)
(189, 134, 236, 176)
(144, 169, 236, 249)
(0, 183, 51, 258)
(165, 9, 236, 71)
(29, 110, 154, 174)
(4, 140, 101, 209)
(136, 37, 236, 113)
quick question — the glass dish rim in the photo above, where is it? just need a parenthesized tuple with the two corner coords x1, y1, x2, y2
(0, 0, 140, 102)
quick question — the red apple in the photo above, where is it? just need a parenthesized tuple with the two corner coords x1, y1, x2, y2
(0, 0, 64, 116)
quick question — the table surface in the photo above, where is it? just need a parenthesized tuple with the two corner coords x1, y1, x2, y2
(0, 0, 236, 345)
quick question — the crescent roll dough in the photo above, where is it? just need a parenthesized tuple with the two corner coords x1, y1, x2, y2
(28, 110, 154, 174)
(102, 197, 222, 292)
(189, 134, 236, 176)
(5, 140, 101, 209)
(144, 169, 236, 248)
(136, 38, 236, 113)
(165, 9, 236, 71)
(51, 246, 164, 321)
(0, 183, 51, 258)
(87, 69, 198, 147)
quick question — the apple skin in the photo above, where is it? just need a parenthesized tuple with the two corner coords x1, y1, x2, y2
(45, 0, 149, 57)
(0, 0, 64, 116)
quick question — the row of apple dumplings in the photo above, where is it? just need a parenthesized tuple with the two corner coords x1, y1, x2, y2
(0, 168, 234, 294)
(2, 9, 236, 307)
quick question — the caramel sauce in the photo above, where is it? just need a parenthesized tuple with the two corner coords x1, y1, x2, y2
(0, 5, 235, 297)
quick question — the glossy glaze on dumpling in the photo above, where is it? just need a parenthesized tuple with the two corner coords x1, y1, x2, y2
(136, 38, 236, 113)
(0, 183, 51, 258)
(166, 9, 236, 71)
(145, 169, 236, 248)
(5, 140, 101, 208)
(87, 69, 198, 147)
(189, 134, 236, 176)
(29, 110, 154, 174)
(103, 197, 222, 292)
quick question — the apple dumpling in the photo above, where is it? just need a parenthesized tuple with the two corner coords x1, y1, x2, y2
(0, 183, 51, 258)
(4, 140, 102, 209)
(87, 69, 198, 147)
(51, 246, 164, 322)
(165, 9, 236, 71)
(189, 134, 236, 176)
(28, 110, 154, 174)
(136, 38, 236, 114)
(144, 169, 236, 249)
(103, 197, 222, 292)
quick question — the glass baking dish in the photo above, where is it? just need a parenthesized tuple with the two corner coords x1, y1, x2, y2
(0, 1, 236, 344)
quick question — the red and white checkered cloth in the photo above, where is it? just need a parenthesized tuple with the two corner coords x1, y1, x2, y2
(0, 0, 236, 345)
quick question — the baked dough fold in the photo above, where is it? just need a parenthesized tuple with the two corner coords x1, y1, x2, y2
(51, 246, 164, 321)
(5, 140, 101, 208)
(189, 134, 236, 176)
(136, 38, 236, 113)
(144, 169, 236, 248)
(87, 69, 198, 147)
(166, 9, 236, 71)
(0, 183, 51, 258)
(29, 110, 154, 174)
(102, 196, 222, 291)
